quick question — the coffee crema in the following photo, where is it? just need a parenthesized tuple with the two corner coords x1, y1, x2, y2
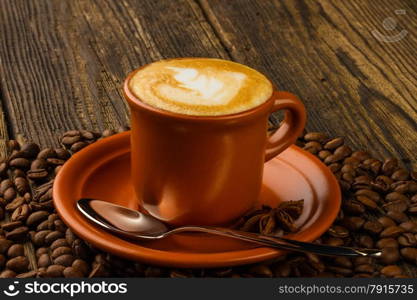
(128, 58, 273, 116)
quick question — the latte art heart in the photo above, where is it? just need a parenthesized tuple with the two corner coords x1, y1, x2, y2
(129, 58, 272, 116)
(158, 67, 247, 106)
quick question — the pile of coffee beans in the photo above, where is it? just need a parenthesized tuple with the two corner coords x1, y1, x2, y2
(0, 128, 416, 278)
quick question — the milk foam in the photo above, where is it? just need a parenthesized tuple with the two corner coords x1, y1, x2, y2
(128, 58, 273, 116)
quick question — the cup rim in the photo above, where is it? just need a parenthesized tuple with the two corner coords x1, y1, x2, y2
(123, 58, 276, 121)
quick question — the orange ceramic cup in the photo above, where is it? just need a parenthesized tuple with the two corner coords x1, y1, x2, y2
(123, 65, 306, 226)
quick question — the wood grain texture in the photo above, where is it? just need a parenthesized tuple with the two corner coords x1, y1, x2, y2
(199, 0, 417, 166)
(0, 0, 228, 146)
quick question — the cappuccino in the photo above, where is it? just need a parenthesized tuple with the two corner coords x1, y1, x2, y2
(128, 58, 273, 116)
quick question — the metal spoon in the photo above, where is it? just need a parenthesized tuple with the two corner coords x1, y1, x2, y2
(77, 198, 381, 258)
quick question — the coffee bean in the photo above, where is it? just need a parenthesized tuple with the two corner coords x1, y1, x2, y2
(32, 230, 51, 246)
(9, 158, 31, 170)
(0, 238, 13, 254)
(6, 256, 29, 272)
(379, 247, 400, 264)
(5, 197, 25, 212)
(31, 201, 54, 212)
(55, 148, 71, 160)
(46, 265, 66, 277)
(5, 226, 28, 241)
(65, 229, 76, 245)
(70, 141, 88, 153)
(376, 238, 399, 249)
(61, 135, 81, 146)
(341, 164, 356, 174)
(35, 247, 49, 258)
(3, 187, 16, 202)
(304, 132, 328, 143)
(356, 189, 381, 202)
(354, 264, 374, 273)
(52, 220, 66, 234)
(47, 213, 59, 227)
(398, 233, 417, 247)
(324, 137, 344, 150)
(11, 204, 30, 222)
(400, 248, 417, 263)
(392, 169, 409, 181)
(333, 145, 352, 158)
(356, 196, 377, 210)
(30, 159, 48, 171)
(386, 211, 408, 223)
(318, 150, 332, 160)
(0, 270, 16, 278)
(380, 226, 405, 238)
(378, 216, 396, 228)
(1, 221, 22, 231)
(72, 259, 89, 276)
(81, 130, 97, 140)
(324, 153, 344, 164)
(16, 270, 37, 278)
(26, 211, 49, 227)
(363, 221, 383, 235)
(351, 151, 370, 161)
(37, 148, 56, 160)
(343, 200, 365, 215)
(380, 265, 403, 277)
(331, 257, 352, 269)
(386, 192, 409, 202)
(399, 221, 417, 233)
(353, 175, 371, 189)
(38, 253, 52, 268)
(382, 200, 408, 213)
(393, 182, 417, 194)
(328, 163, 342, 173)
(7, 244, 24, 258)
(63, 267, 84, 278)
(14, 177, 30, 194)
(46, 158, 65, 166)
(44, 231, 64, 245)
(303, 141, 322, 154)
(27, 169, 49, 180)
(51, 246, 72, 259)
(54, 254, 75, 267)
(341, 216, 364, 231)
(0, 179, 13, 194)
(50, 238, 69, 251)
(382, 158, 398, 176)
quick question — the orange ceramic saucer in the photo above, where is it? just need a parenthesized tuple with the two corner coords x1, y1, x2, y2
(53, 131, 341, 268)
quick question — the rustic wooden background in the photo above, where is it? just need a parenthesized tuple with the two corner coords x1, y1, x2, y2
(0, 0, 416, 274)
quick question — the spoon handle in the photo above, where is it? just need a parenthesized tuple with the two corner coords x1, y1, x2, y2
(171, 226, 382, 257)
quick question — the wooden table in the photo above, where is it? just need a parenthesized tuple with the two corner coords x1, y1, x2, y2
(0, 0, 416, 275)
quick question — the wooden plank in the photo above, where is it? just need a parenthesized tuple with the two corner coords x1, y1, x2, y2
(0, 0, 228, 146)
(199, 0, 417, 166)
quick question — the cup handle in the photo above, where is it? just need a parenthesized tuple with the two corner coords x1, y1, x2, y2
(265, 91, 306, 162)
